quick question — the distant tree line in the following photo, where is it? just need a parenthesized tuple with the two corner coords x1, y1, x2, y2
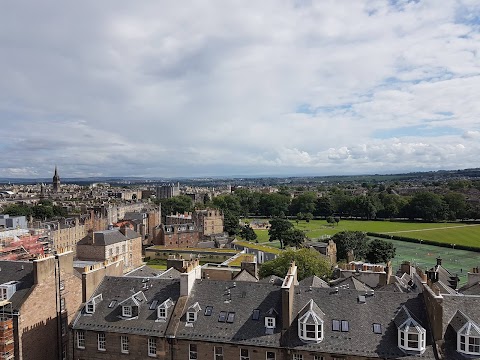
(2, 199, 67, 220)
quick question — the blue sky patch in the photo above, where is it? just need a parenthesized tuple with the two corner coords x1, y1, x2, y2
(373, 125, 463, 139)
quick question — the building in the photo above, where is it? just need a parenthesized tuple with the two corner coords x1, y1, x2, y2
(76, 227, 143, 273)
(165, 209, 224, 240)
(152, 223, 200, 248)
(0, 215, 28, 230)
(53, 166, 61, 192)
(0, 249, 82, 360)
(156, 183, 179, 199)
(73, 261, 480, 359)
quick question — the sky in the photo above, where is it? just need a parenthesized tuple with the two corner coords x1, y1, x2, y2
(1, 0, 480, 178)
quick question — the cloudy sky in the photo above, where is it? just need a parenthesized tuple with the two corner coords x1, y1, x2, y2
(1, 0, 480, 178)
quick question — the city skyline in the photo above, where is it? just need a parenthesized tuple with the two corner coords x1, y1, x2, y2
(1, 1, 480, 178)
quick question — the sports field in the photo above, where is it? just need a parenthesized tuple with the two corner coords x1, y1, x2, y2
(251, 219, 480, 248)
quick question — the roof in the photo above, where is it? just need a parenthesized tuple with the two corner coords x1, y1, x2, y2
(73, 276, 180, 337)
(458, 282, 480, 295)
(285, 286, 434, 359)
(78, 228, 141, 246)
(298, 275, 329, 289)
(330, 276, 373, 292)
(0, 260, 35, 310)
(174, 279, 283, 348)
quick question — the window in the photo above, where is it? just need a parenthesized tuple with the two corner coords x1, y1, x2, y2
(265, 317, 275, 328)
(398, 327, 426, 352)
(266, 352, 276, 360)
(187, 312, 197, 322)
(214, 346, 224, 360)
(148, 337, 156, 357)
(459, 335, 480, 354)
(227, 312, 235, 323)
(86, 302, 95, 314)
(204, 306, 213, 316)
(332, 319, 340, 331)
(373, 323, 382, 334)
(292, 354, 303, 360)
(121, 336, 129, 354)
(189, 344, 198, 360)
(298, 304, 323, 343)
(158, 307, 166, 320)
(60, 297, 66, 312)
(341, 320, 349, 332)
(122, 306, 132, 317)
(240, 348, 250, 360)
(61, 318, 67, 336)
(218, 311, 227, 323)
(97, 332, 106, 351)
(108, 300, 117, 308)
(314, 356, 324, 360)
(76, 330, 85, 349)
(59, 280, 65, 290)
(252, 309, 260, 320)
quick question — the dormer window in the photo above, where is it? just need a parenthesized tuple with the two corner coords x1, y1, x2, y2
(187, 302, 201, 323)
(265, 317, 276, 329)
(395, 306, 426, 354)
(156, 298, 174, 322)
(457, 320, 480, 355)
(298, 300, 324, 343)
(123, 306, 132, 318)
(85, 294, 102, 314)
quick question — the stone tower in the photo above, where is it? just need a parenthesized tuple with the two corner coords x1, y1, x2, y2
(52, 166, 61, 192)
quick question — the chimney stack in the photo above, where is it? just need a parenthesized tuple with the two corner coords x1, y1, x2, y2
(281, 262, 298, 330)
(436, 257, 442, 266)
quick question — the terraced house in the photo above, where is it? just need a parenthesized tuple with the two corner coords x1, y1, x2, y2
(70, 258, 480, 360)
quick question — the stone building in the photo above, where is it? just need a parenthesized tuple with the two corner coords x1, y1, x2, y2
(52, 166, 61, 192)
(76, 227, 142, 273)
(0, 249, 82, 360)
(152, 223, 200, 248)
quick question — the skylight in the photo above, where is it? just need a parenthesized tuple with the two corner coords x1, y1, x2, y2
(108, 300, 117, 308)
(218, 311, 227, 322)
(252, 309, 260, 321)
(227, 312, 235, 323)
(332, 320, 340, 331)
(149, 300, 158, 310)
(341, 320, 349, 332)
(373, 323, 382, 334)
(205, 306, 213, 316)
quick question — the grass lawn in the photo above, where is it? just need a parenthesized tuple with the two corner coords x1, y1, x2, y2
(251, 219, 480, 249)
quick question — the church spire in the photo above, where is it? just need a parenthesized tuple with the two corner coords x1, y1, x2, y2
(53, 166, 61, 192)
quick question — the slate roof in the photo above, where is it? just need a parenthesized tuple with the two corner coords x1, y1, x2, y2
(330, 276, 373, 291)
(285, 285, 435, 359)
(258, 275, 284, 286)
(78, 228, 141, 246)
(458, 282, 480, 295)
(73, 276, 180, 337)
(298, 275, 329, 288)
(174, 279, 283, 348)
(0, 260, 35, 310)
(125, 265, 165, 278)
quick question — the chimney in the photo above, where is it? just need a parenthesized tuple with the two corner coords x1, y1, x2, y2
(240, 256, 258, 279)
(33, 255, 55, 285)
(436, 257, 442, 266)
(56, 248, 74, 275)
(400, 261, 412, 276)
(180, 260, 201, 296)
(281, 262, 297, 330)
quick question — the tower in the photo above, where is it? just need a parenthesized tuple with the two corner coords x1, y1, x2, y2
(52, 166, 61, 192)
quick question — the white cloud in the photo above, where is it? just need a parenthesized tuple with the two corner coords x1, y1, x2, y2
(0, 0, 479, 177)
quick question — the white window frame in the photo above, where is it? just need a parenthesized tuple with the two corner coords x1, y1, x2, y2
(298, 313, 323, 343)
(122, 306, 132, 317)
(314, 356, 325, 360)
(97, 332, 106, 351)
(76, 330, 85, 349)
(240, 348, 250, 360)
(265, 317, 276, 329)
(458, 334, 480, 355)
(398, 328, 425, 352)
(121, 335, 129, 354)
(187, 311, 197, 323)
(86, 302, 95, 314)
(148, 337, 157, 357)
(214, 346, 224, 360)
(292, 354, 303, 360)
(189, 344, 198, 360)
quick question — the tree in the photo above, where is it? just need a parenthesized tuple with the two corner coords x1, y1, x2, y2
(365, 239, 396, 264)
(289, 192, 316, 216)
(406, 192, 446, 221)
(443, 192, 467, 220)
(331, 231, 369, 261)
(296, 212, 304, 224)
(268, 217, 293, 249)
(223, 211, 240, 236)
(304, 212, 313, 223)
(259, 248, 332, 281)
(315, 196, 333, 218)
(326, 216, 334, 226)
(284, 229, 306, 248)
(240, 224, 257, 242)
(160, 195, 194, 218)
(334, 216, 340, 226)
(258, 193, 291, 217)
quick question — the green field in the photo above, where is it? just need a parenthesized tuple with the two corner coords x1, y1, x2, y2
(252, 219, 480, 248)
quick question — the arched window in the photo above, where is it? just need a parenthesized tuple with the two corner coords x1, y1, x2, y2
(297, 300, 324, 343)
